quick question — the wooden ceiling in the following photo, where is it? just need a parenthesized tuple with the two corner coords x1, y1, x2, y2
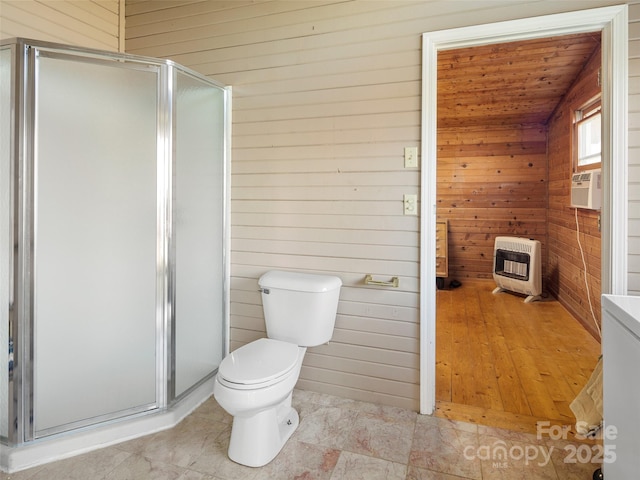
(437, 32, 601, 128)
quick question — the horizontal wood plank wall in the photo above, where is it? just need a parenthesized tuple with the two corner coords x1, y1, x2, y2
(124, 0, 639, 411)
(125, 0, 431, 410)
(437, 124, 548, 281)
(547, 45, 602, 337)
(630, 2, 640, 295)
(0, 0, 122, 51)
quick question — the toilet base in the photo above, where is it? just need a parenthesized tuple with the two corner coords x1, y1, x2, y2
(227, 394, 299, 467)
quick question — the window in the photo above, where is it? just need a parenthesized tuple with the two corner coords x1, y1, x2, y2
(574, 98, 601, 170)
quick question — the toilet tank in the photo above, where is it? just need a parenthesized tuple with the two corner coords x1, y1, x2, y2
(258, 270, 342, 346)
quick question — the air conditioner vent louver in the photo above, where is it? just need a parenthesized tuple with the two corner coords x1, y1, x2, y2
(571, 168, 601, 210)
(492, 236, 542, 303)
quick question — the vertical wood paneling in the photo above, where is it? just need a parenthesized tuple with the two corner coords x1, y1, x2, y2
(0, 0, 122, 52)
(547, 45, 602, 337)
(121, 0, 637, 412)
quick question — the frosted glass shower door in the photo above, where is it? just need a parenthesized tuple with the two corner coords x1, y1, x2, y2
(174, 70, 226, 397)
(33, 51, 160, 435)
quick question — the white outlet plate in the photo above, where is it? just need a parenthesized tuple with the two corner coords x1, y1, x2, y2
(404, 194, 418, 215)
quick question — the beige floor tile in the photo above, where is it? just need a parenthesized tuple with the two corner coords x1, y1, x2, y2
(5, 389, 598, 480)
(475, 430, 559, 478)
(103, 455, 186, 480)
(186, 423, 259, 480)
(547, 441, 603, 480)
(477, 425, 541, 444)
(116, 415, 227, 469)
(406, 465, 478, 480)
(349, 402, 418, 426)
(330, 451, 406, 480)
(175, 471, 219, 480)
(190, 398, 233, 425)
(256, 439, 340, 479)
(411, 416, 482, 480)
(419, 414, 479, 434)
(343, 411, 416, 464)
(1, 465, 45, 480)
(294, 404, 358, 450)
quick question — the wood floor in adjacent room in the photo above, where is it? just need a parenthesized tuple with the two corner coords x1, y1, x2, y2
(434, 279, 601, 435)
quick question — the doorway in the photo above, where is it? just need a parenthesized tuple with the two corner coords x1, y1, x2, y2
(433, 31, 603, 429)
(419, 5, 629, 415)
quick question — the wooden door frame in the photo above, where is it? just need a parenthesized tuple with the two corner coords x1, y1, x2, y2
(419, 5, 629, 415)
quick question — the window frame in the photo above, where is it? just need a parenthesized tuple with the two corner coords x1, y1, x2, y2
(573, 96, 602, 172)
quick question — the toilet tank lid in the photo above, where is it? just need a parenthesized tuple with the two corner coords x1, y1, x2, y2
(259, 270, 342, 293)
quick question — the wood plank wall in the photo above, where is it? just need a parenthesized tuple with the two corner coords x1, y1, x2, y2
(547, 45, 602, 337)
(436, 124, 548, 281)
(1, 0, 638, 412)
(125, 0, 427, 410)
(436, 42, 603, 337)
(120, 0, 640, 411)
(0, 0, 122, 52)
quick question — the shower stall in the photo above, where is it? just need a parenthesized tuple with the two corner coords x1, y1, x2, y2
(0, 39, 230, 472)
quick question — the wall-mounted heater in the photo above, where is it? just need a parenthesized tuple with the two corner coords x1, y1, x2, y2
(570, 168, 601, 210)
(492, 236, 542, 303)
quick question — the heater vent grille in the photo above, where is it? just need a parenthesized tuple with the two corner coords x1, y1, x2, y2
(492, 236, 542, 303)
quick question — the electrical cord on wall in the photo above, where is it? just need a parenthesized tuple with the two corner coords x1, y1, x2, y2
(575, 207, 602, 339)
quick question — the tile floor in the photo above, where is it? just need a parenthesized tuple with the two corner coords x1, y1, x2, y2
(2, 389, 603, 480)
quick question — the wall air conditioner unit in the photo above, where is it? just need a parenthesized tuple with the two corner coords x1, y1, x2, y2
(570, 168, 601, 210)
(492, 236, 542, 303)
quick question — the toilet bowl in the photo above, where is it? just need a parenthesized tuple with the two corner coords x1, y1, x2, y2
(213, 339, 306, 467)
(213, 270, 342, 467)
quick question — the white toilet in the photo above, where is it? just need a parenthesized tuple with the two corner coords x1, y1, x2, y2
(213, 270, 342, 467)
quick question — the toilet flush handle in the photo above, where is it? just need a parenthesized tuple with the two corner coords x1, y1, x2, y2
(259, 288, 270, 294)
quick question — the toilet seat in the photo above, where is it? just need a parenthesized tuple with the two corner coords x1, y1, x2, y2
(217, 338, 299, 390)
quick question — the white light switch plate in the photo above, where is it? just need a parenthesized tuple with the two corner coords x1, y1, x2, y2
(404, 147, 418, 168)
